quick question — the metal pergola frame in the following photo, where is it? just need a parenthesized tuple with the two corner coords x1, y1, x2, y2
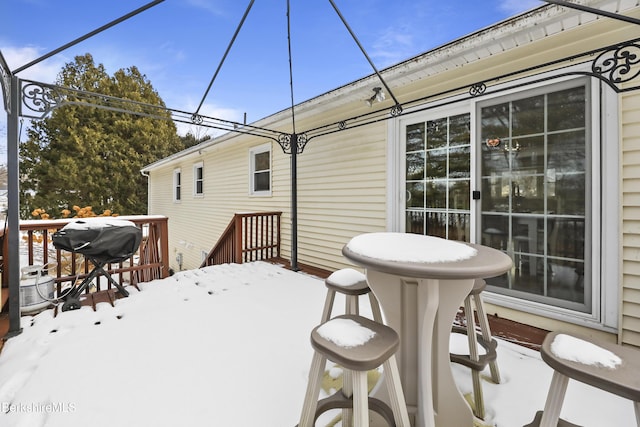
(1, 0, 640, 336)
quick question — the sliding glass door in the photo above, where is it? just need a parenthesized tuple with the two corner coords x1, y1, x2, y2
(403, 79, 591, 313)
(478, 82, 590, 312)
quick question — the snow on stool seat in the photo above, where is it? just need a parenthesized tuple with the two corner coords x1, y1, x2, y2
(321, 268, 383, 323)
(297, 315, 410, 427)
(524, 331, 640, 427)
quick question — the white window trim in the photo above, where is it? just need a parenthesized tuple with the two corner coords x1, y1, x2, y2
(193, 161, 204, 198)
(173, 168, 181, 203)
(249, 143, 272, 196)
(390, 63, 619, 332)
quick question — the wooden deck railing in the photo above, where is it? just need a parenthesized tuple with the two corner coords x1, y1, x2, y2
(1, 215, 170, 302)
(201, 212, 282, 267)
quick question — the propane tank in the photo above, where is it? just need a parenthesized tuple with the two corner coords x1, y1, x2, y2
(20, 265, 55, 314)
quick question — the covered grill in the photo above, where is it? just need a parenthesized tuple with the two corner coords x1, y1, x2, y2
(52, 218, 142, 311)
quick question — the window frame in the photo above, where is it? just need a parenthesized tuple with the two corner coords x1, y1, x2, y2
(193, 162, 204, 198)
(249, 143, 272, 196)
(173, 168, 182, 203)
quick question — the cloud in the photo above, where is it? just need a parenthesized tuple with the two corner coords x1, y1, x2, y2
(371, 26, 416, 67)
(1, 45, 66, 83)
(185, 0, 226, 17)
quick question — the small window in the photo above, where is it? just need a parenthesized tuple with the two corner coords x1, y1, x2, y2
(250, 144, 271, 196)
(193, 162, 204, 197)
(173, 168, 181, 202)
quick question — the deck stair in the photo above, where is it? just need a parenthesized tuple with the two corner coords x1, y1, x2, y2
(200, 212, 282, 267)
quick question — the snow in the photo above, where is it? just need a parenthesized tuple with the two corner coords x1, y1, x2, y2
(316, 318, 376, 348)
(346, 232, 478, 263)
(61, 218, 137, 230)
(550, 334, 622, 369)
(0, 261, 636, 427)
(327, 268, 365, 286)
(450, 332, 487, 356)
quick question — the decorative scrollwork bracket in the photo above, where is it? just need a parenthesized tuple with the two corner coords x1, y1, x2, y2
(277, 132, 308, 154)
(21, 81, 62, 119)
(469, 82, 487, 97)
(390, 103, 403, 117)
(592, 41, 640, 90)
(191, 113, 204, 125)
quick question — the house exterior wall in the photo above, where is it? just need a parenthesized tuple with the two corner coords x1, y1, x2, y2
(145, 2, 640, 345)
(294, 123, 388, 271)
(622, 71, 640, 346)
(146, 118, 389, 273)
(147, 137, 288, 271)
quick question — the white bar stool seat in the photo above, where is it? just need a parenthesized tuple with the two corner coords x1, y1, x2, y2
(297, 315, 411, 427)
(321, 268, 383, 323)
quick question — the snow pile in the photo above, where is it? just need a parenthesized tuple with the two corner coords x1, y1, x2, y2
(316, 318, 376, 348)
(550, 334, 622, 369)
(346, 232, 477, 263)
(61, 218, 137, 230)
(326, 268, 365, 286)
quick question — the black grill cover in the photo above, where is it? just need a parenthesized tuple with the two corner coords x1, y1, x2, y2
(52, 220, 142, 262)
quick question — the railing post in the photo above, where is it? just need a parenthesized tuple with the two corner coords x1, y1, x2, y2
(1, 228, 7, 288)
(276, 213, 281, 259)
(159, 218, 170, 278)
(234, 214, 242, 264)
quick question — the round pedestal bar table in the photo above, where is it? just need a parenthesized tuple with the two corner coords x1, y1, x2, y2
(342, 232, 512, 427)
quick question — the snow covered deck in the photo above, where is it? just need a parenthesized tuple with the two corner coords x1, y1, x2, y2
(0, 262, 635, 426)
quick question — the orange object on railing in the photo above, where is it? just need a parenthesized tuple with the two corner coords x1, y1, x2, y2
(201, 212, 282, 267)
(0, 215, 169, 305)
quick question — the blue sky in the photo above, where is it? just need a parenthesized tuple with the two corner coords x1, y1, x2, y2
(0, 0, 541, 155)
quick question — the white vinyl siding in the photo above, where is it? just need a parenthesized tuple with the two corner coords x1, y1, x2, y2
(294, 124, 388, 271)
(622, 76, 640, 347)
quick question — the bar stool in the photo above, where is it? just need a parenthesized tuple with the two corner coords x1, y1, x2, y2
(298, 314, 411, 427)
(319, 268, 384, 425)
(321, 268, 383, 324)
(524, 331, 640, 427)
(450, 278, 500, 419)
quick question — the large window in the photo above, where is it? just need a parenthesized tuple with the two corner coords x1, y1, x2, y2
(405, 113, 471, 241)
(250, 144, 271, 195)
(479, 82, 590, 312)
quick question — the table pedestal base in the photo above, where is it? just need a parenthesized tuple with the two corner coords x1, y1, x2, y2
(366, 270, 475, 427)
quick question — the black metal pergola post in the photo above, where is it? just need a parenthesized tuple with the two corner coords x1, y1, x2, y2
(5, 72, 20, 336)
